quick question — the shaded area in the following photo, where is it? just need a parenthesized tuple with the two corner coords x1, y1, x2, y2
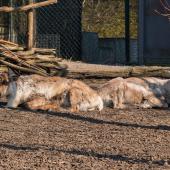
(36, 110, 170, 131)
(0, 143, 168, 166)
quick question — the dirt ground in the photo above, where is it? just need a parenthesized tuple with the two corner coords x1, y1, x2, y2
(0, 79, 170, 170)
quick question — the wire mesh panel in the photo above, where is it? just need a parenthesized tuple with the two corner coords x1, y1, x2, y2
(0, 0, 138, 64)
(0, 1, 10, 40)
(0, 0, 82, 60)
(10, 11, 28, 45)
(0, 0, 28, 46)
(35, 0, 82, 59)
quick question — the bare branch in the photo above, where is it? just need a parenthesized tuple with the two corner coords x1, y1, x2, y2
(160, 0, 170, 11)
(163, 0, 170, 8)
(155, 9, 170, 17)
(155, 0, 170, 19)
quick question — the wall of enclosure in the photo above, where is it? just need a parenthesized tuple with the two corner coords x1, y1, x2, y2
(139, 0, 170, 65)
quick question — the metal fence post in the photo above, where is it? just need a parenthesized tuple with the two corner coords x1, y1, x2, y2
(125, 0, 130, 64)
(138, 0, 144, 65)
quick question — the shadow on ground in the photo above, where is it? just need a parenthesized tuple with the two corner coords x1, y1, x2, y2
(0, 142, 168, 166)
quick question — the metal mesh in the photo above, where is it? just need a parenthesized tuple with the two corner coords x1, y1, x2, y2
(10, 11, 28, 45)
(0, 1, 28, 46)
(35, 0, 82, 59)
(0, 0, 138, 64)
(0, 0, 82, 60)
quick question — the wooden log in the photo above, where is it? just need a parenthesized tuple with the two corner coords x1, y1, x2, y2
(0, 0, 58, 12)
(35, 54, 60, 60)
(0, 39, 19, 47)
(16, 49, 35, 56)
(0, 65, 8, 73)
(27, 0, 34, 50)
(33, 48, 56, 55)
(61, 61, 170, 79)
(0, 39, 24, 51)
(2, 46, 24, 51)
(36, 63, 66, 69)
(0, 54, 46, 74)
(0, 59, 48, 76)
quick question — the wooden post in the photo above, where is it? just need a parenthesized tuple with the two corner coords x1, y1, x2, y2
(27, 0, 34, 50)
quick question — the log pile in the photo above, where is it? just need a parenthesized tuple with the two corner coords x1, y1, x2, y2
(0, 41, 68, 76)
(0, 39, 24, 51)
(2, 40, 170, 79)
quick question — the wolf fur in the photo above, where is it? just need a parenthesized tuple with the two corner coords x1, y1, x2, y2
(98, 77, 168, 109)
(6, 74, 103, 112)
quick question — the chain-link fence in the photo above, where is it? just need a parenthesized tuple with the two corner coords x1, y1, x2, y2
(35, 0, 82, 59)
(0, 0, 82, 60)
(0, 1, 28, 45)
(0, 0, 138, 64)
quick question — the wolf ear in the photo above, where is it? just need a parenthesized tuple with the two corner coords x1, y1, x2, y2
(8, 68, 19, 81)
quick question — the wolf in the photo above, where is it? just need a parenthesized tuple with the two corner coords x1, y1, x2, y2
(0, 72, 8, 98)
(6, 74, 103, 112)
(98, 77, 167, 109)
(126, 77, 170, 104)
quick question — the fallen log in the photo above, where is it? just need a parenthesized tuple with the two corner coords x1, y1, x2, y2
(0, 0, 58, 12)
(61, 61, 170, 79)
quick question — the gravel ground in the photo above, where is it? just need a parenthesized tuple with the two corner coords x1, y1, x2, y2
(0, 106, 170, 170)
(0, 79, 170, 170)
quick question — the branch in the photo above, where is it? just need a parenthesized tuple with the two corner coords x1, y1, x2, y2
(160, 0, 170, 11)
(155, 9, 170, 17)
(155, 0, 170, 19)
(0, 0, 58, 13)
(162, 0, 170, 9)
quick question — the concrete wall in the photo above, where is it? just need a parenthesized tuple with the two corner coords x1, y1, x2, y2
(81, 32, 138, 65)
